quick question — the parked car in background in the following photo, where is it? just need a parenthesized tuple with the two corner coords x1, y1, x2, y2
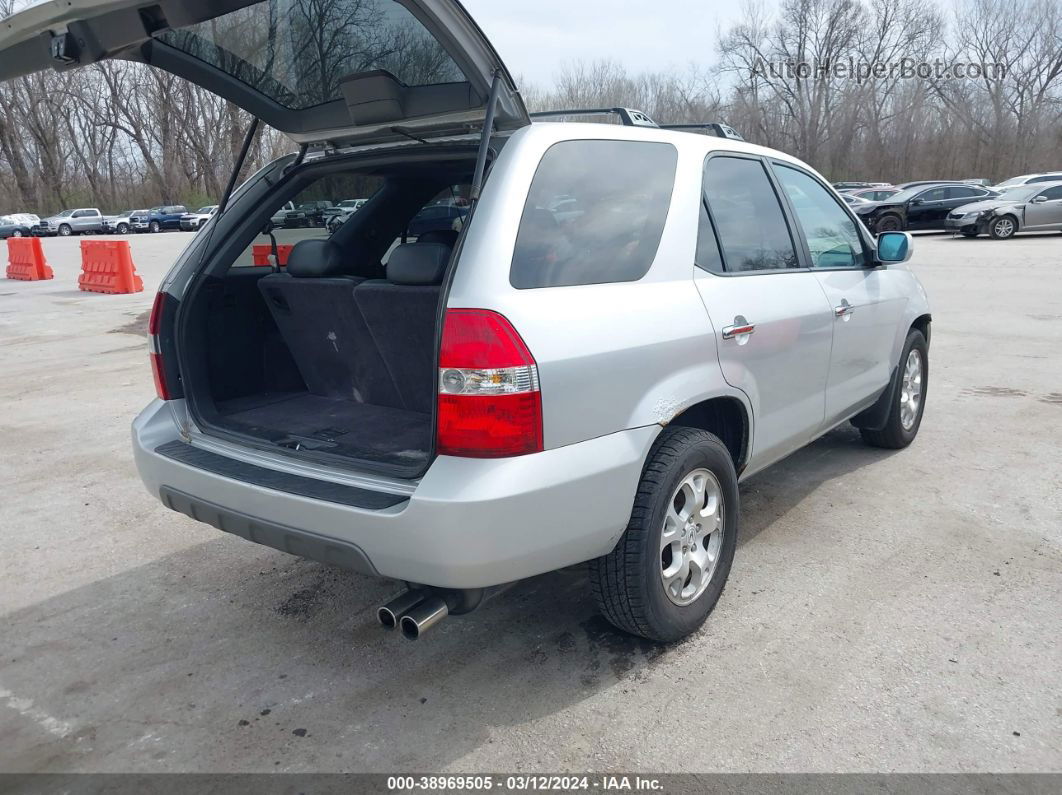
(945, 181, 1062, 238)
(841, 194, 871, 206)
(893, 180, 963, 190)
(131, 206, 188, 233)
(103, 210, 137, 235)
(32, 208, 105, 236)
(324, 198, 369, 232)
(852, 183, 998, 233)
(283, 200, 333, 228)
(407, 203, 468, 236)
(179, 205, 218, 231)
(0, 213, 40, 238)
(834, 182, 891, 192)
(268, 201, 295, 229)
(849, 187, 899, 202)
(991, 172, 1062, 190)
(961, 178, 992, 187)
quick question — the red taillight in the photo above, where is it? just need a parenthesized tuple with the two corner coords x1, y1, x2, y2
(150, 352, 172, 400)
(148, 290, 165, 336)
(437, 309, 543, 458)
(148, 292, 174, 400)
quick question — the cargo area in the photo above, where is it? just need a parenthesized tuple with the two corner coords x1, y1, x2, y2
(179, 155, 476, 476)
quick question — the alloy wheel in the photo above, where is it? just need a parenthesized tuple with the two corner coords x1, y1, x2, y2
(660, 468, 725, 606)
(900, 349, 923, 431)
(993, 218, 1015, 238)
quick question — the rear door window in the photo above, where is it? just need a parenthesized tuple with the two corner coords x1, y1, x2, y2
(701, 156, 799, 272)
(510, 140, 677, 289)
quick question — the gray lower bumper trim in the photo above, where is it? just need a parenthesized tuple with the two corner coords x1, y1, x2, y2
(160, 487, 380, 576)
(155, 440, 407, 510)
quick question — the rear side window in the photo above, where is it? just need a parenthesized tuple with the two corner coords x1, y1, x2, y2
(510, 140, 678, 289)
(702, 156, 798, 272)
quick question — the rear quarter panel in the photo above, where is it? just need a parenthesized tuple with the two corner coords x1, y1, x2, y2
(449, 125, 749, 450)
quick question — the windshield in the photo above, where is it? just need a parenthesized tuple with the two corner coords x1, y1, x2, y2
(997, 185, 1042, 200)
(198, 206, 217, 213)
(55, 210, 74, 217)
(156, 0, 466, 111)
(995, 177, 1029, 188)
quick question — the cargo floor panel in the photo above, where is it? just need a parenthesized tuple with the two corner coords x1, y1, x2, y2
(217, 393, 432, 467)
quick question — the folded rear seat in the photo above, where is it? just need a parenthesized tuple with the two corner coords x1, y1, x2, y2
(259, 239, 399, 405)
(353, 242, 452, 415)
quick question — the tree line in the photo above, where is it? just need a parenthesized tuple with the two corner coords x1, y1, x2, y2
(1, 0, 1060, 215)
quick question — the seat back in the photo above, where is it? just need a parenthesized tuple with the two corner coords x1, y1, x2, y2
(353, 241, 451, 414)
(258, 239, 399, 405)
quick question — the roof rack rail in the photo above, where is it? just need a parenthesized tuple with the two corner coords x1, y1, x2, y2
(529, 107, 658, 127)
(660, 123, 745, 142)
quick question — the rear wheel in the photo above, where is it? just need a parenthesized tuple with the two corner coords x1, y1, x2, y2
(12, 229, 23, 237)
(861, 329, 928, 449)
(989, 215, 1017, 239)
(589, 427, 739, 643)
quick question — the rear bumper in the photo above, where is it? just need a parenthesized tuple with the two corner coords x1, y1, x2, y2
(133, 400, 658, 588)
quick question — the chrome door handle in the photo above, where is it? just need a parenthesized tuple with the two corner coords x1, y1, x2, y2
(722, 322, 756, 340)
(835, 299, 855, 318)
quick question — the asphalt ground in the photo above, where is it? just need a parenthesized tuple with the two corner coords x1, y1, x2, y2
(1, 230, 1059, 773)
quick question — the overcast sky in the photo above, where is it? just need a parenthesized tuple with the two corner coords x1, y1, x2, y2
(461, 1, 742, 87)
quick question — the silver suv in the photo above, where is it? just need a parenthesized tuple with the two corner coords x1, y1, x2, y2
(2, 0, 931, 643)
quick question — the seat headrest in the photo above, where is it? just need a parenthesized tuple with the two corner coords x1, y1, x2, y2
(286, 239, 352, 278)
(417, 229, 459, 248)
(387, 242, 451, 286)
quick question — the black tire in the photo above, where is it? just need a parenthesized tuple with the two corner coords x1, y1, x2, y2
(12, 229, 23, 237)
(58, 224, 72, 237)
(589, 427, 739, 643)
(117, 223, 129, 235)
(860, 329, 928, 449)
(989, 215, 1017, 240)
(149, 220, 161, 233)
(875, 215, 903, 234)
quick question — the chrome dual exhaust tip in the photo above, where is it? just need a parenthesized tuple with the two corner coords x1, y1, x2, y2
(377, 591, 427, 630)
(399, 597, 450, 640)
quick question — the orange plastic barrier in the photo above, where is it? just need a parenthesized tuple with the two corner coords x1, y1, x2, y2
(5, 237, 54, 281)
(78, 239, 144, 294)
(251, 243, 294, 267)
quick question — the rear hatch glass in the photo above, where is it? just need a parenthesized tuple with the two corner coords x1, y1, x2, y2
(158, 1, 465, 110)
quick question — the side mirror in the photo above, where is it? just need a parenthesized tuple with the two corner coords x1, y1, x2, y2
(1032, 195, 1049, 204)
(909, 198, 923, 206)
(877, 231, 913, 264)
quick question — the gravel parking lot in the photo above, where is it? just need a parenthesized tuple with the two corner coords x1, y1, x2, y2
(1, 231, 1059, 773)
